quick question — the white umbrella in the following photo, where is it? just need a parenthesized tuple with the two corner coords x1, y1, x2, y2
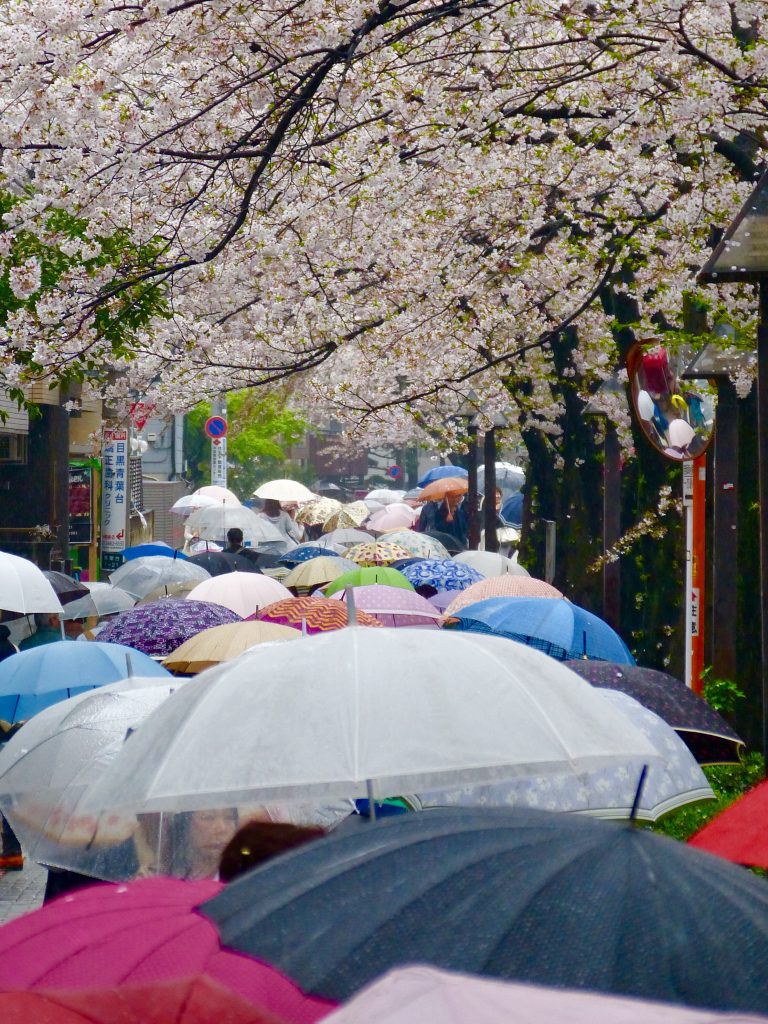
(81, 629, 659, 815)
(453, 550, 529, 578)
(109, 557, 211, 600)
(193, 485, 241, 505)
(417, 691, 714, 823)
(0, 552, 63, 615)
(185, 504, 288, 550)
(185, 573, 292, 617)
(253, 479, 316, 503)
(365, 489, 406, 506)
(62, 582, 137, 619)
(170, 493, 220, 517)
(0, 681, 180, 879)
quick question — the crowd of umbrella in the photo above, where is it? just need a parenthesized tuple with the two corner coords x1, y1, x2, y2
(0, 477, 766, 1023)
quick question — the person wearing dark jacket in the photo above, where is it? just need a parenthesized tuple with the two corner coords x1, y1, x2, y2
(0, 625, 18, 663)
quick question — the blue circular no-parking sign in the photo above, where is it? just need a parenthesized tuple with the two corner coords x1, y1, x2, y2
(387, 465, 402, 480)
(204, 415, 228, 439)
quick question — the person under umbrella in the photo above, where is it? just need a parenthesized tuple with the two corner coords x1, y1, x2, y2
(19, 613, 62, 650)
(0, 624, 18, 663)
(257, 500, 302, 544)
(416, 493, 468, 549)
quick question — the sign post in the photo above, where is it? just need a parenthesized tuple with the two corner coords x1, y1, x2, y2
(100, 428, 129, 573)
(205, 400, 228, 488)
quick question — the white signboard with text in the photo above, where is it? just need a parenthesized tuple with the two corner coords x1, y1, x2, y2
(101, 428, 129, 572)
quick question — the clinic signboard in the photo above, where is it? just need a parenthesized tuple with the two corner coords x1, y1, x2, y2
(100, 428, 129, 572)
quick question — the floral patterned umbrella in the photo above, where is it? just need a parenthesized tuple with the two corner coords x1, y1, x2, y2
(328, 585, 441, 628)
(380, 531, 450, 560)
(322, 503, 371, 532)
(251, 597, 382, 634)
(323, 567, 414, 596)
(296, 498, 343, 526)
(98, 600, 241, 657)
(401, 559, 484, 594)
(345, 541, 414, 567)
(445, 575, 562, 616)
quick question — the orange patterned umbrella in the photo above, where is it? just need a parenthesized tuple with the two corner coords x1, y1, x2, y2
(444, 575, 562, 616)
(345, 542, 414, 567)
(250, 596, 382, 633)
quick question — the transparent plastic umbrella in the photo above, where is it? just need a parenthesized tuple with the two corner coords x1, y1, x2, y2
(80, 630, 659, 816)
(0, 552, 63, 616)
(110, 557, 211, 600)
(417, 691, 714, 822)
(64, 582, 136, 619)
(453, 551, 529, 578)
(185, 505, 287, 550)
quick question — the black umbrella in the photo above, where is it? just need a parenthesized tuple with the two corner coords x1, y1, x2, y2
(564, 660, 745, 764)
(188, 551, 262, 576)
(202, 806, 768, 1013)
(41, 571, 89, 605)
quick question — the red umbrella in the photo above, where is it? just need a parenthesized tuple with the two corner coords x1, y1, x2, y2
(689, 779, 768, 868)
(0, 975, 283, 1024)
(0, 877, 333, 1023)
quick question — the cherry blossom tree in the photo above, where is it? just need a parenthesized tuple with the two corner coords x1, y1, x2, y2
(0, 0, 764, 435)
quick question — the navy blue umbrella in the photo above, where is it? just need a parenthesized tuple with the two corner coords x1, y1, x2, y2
(122, 541, 187, 561)
(500, 492, 523, 528)
(417, 465, 468, 488)
(278, 545, 332, 567)
(447, 597, 635, 663)
(202, 806, 768, 1012)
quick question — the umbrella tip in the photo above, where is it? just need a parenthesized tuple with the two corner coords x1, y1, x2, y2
(629, 764, 649, 824)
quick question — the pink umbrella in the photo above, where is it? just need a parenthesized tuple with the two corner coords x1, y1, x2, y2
(329, 585, 441, 628)
(186, 573, 292, 617)
(0, 877, 333, 1024)
(367, 505, 418, 533)
(324, 965, 766, 1024)
(444, 575, 562, 616)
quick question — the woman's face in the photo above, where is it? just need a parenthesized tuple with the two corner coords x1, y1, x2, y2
(189, 809, 237, 859)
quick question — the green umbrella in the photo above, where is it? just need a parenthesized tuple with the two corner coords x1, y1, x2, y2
(323, 567, 414, 596)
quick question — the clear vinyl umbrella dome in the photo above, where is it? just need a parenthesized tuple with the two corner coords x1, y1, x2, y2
(0, 552, 63, 615)
(81, 629, 659, 815)
(185, 504, 288, 550)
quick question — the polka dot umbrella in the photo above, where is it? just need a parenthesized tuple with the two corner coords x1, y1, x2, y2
(345, 541, 414, 567)
(401, 559, 484, 595)
(97, 600, 241, 658)
(251, 597, 382, 634)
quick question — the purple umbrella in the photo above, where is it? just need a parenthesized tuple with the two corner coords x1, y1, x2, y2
(329, 585, 442, 628)
(427, 591, 455, 612)
(98, 600, 241, 657)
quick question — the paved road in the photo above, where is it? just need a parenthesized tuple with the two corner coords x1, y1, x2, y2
(0, 858, 46, 925)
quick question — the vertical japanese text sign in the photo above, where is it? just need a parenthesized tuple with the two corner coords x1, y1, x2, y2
(100, 428, 129, 572)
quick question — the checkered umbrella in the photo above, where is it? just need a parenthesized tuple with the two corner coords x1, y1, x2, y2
(345, 542, 415, 567)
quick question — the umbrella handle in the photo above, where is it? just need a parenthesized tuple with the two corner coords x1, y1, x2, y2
(629, 764, 649, 823)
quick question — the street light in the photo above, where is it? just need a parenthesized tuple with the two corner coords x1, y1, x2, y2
(698, 164, 768, 754)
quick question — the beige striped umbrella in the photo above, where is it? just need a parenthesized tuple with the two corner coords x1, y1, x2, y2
(444, 575, 562, 616)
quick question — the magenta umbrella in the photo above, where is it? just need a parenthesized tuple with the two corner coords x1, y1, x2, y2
(0, 876, 333, 1023)
(329, 585, 441, 628)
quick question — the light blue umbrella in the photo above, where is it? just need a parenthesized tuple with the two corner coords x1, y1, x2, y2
(0, 642, 170, 723)
(418, 465, 468, 488)
(446, 597, 635, 664)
